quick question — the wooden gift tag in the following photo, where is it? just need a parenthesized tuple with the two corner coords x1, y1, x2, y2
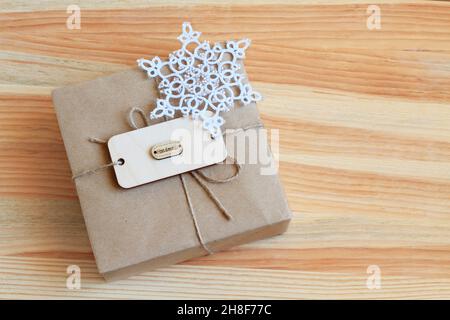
(108, 117, 227, 188)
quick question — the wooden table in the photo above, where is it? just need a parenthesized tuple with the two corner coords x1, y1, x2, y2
(1, 0, 450, 299)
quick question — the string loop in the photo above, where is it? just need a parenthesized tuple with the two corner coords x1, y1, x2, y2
(128, 107, 150, 129)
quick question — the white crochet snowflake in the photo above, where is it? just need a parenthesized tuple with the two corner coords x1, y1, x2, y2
(137, 22, 261, 137)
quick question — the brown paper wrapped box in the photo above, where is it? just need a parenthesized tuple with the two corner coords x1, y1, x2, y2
(52, 68, 292, 281)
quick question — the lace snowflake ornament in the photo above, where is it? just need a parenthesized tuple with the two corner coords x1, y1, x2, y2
(137, 22, 262, 137)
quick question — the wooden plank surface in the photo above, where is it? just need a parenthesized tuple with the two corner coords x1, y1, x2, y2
(1, 1, 450, 299)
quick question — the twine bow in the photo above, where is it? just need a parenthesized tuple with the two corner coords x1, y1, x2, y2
(73, 107, 262, 254)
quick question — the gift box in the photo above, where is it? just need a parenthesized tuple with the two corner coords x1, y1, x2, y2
(52, 67, 292, 281)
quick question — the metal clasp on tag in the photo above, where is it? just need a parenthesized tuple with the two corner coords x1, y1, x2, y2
(151, 140, 183, 160)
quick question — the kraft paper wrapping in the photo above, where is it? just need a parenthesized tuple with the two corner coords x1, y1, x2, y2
(52, 68, 292, 281)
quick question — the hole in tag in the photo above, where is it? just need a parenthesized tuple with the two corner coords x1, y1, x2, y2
(117, 158, 125, 166)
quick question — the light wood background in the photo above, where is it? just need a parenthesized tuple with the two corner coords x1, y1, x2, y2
(1, 0, 450, 299)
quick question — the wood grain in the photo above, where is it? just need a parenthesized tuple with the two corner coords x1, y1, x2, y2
(1, 1, 450, 299)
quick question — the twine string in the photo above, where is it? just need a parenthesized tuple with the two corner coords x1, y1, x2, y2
(72, 159, 121, 180)
(128, 107, 150, 129)
(179, 173, 213, 254)
(72, 107, 262, 255)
